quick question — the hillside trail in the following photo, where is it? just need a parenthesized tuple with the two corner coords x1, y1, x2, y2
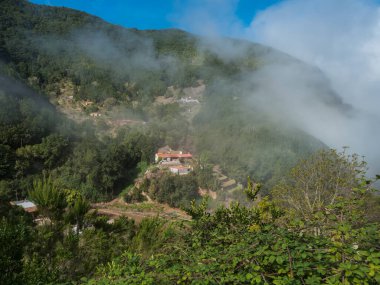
(92, 197, 190, 224)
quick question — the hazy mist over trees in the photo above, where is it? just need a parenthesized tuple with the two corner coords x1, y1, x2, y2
(0, 1, 379, 284)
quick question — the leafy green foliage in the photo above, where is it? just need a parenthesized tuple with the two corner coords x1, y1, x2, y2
(123, 185, 146, 203)
(0, 2, 379, 284)
(244, 176, 261, 201)
(0, 82, 57, 149)
(54, 130, 160, 201)
(0, 71, 163, 201)
(81, 200, 380, 284)
(0, 149, 379, 285)
(193, 157, 220, 191)
(0, 144, 15, 179)
(15, 134, 69, 176)
(29, 175, 67, 222)
(142, 173, 200, 208)
(65, 189, 91, 234)
(272, 149, 373, 235)
(79, 150, 380, 285)
(0, 217, 29, 285)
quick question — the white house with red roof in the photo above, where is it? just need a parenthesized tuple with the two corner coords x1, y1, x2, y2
(155, 146, 192, 163)
(155, 146, 193, 175)
(169, 165, 192, 175)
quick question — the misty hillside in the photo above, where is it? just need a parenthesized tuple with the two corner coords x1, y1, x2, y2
(0, 0, 353, 191)
(1, 2, 380, 285)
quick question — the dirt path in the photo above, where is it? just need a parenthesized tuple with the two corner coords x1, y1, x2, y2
(92, 199, 191, 223)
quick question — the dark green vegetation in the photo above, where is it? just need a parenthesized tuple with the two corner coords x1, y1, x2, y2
(141, 173, 200, 208)
(1, 1, 379, 284)
(0, 71, 163, 201)
(2, 150, 379, 284)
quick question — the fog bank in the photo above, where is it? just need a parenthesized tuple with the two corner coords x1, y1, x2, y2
(173, 0, 380, 175)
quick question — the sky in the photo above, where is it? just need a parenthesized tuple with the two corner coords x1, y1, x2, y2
(29, 0, 380, 174)
(29, 0, 281, 31)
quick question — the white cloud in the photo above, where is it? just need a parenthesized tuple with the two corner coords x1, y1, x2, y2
(172, 0, 243, 37)
(248, 0, 380, 110)
(247, 0, 380, 173)
(172, 0, 380, 174)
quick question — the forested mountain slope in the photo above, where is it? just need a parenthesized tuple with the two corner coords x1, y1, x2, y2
(0, 0, 352, 192)
(1, 2, 379, 285)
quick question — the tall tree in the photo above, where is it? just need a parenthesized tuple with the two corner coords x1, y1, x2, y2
(65, 190, 90, 235)
(271, 148, 376, 235)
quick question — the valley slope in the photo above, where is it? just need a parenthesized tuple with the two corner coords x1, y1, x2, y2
(0, 0, 349, 197)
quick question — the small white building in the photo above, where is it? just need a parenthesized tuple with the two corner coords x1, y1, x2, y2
(169, 165, 192, 175)
(10, 200, 37, 213)
(178, 97, 200, 104)
(155, 146, 193, 175)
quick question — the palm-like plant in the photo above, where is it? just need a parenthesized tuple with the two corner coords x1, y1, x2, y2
(29, 175, 67, 222)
